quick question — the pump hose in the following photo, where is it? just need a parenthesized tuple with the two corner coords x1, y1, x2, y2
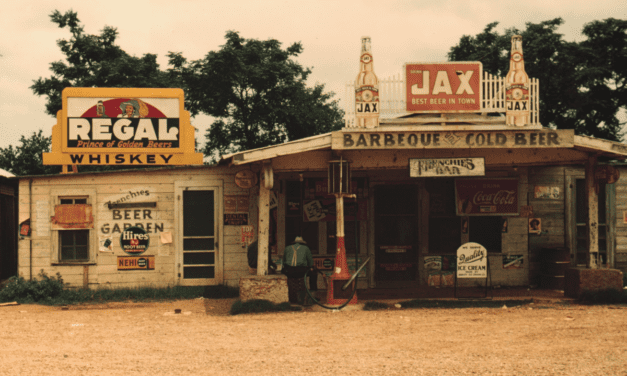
(303, 269, 357, 310)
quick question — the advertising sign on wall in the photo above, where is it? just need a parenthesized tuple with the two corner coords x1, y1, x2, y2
(409, 158, 485, 177)
(405, 62, 482, 113)
(43, 88, 203, 166)
(120, 226, 150, 255)
(118, 256, 155, 270)
(455, 178, 518, 216)
(456, 242, 487, 279)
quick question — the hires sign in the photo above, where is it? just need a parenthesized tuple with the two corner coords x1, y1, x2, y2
(405, 62, 482, 113)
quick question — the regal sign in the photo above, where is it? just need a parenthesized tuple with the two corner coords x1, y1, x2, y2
(405, 62, 482, 113)
(43, 88, 203, 165)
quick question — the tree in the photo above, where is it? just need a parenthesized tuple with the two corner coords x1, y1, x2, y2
(448, 18, 627, 141)
(0, 130, 60, 176)
(31, 10, 178, 117)
(168, 31, 344, 160)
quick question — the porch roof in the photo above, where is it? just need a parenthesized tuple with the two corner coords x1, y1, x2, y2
(220, 129, 627, 166)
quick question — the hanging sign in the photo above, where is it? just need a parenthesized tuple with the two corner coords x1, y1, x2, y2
(43, 88, 202, 165)
(405, 62, 482, 113)
(455, 178, 518, 215)
(456, 242, 487, 279)
(120, 226, 150, 255)
(410, 158, 485, 177)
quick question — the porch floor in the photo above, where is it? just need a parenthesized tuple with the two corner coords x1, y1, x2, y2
(354, 287, 570, 301)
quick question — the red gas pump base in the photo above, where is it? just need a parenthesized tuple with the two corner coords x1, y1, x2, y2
(325, 237, 358, 305)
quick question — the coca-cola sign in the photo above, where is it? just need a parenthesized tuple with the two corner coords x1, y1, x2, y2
(455, 178, 518, 215)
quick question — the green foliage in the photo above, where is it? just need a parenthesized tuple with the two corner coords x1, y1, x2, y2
(362, 301, 390, 311)
(168, 31, 344, 161)
(229, 299, 301, 315)
(448, 18, 627, 141)
(0, 271, 65, 303)
(577, 289, 627, 305)
(31, 10, 179, 117)
(0, 130, 60, 176)
(0, 270, 238, 305)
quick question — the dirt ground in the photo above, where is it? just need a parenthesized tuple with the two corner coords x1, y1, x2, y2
(1, 297, 626, 376)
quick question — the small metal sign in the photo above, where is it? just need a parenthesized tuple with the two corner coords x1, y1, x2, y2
(118, 256, 155, 270)
(120, 226, 149, 255)
(456, 242, 487, 279)
(410, 158, 485, 177)
(225, 213, 248, 226)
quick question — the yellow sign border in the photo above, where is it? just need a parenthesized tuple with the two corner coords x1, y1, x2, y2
(43, 88, 203, 165)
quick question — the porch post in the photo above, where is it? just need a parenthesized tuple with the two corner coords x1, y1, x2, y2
(585, 154, 599, 269)
(257, 162, 273, 275)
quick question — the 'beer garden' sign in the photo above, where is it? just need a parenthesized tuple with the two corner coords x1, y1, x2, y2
(43, 88, 203, 166)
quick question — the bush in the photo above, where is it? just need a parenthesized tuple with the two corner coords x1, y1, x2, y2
(229, 299, 301, 315)
(0, 271, 239, 305)
(0, 271, 64, 303)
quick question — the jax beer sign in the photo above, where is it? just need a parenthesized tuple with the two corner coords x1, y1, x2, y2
(405, 62, 482, 113)
(43, 88, 203, 166)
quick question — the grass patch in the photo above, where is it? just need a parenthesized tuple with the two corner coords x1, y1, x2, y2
(363, 301, 390, 311)
(229, 299, 302, 315)
(398, 299, 533, 309)
(577, 289, 627, 305)
(0, 270, 239, 306)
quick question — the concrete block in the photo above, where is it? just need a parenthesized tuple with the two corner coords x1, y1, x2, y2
(239, 274, 289, 304)
(564, 267, 624, 298)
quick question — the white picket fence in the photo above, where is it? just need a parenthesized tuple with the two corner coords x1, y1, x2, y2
(344, 71, 540, 127)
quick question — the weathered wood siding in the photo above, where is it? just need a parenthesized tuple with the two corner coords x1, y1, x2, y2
(613, 166, 627, 273)
(17, 166, 255, 289)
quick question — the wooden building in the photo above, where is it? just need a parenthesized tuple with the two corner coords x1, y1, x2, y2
(13, 38, 627, 292)
(13, 125, 627, 290)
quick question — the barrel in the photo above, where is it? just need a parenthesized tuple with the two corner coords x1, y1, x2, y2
(538, 247, 570, 289)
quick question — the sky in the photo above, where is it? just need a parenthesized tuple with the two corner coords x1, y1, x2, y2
(1, 0, 625, 149)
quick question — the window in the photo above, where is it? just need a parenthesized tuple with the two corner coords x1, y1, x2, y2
(468, 216, 502, 252)
(54, 195, 93, 263)
(60, 230, 90, 261)
(427, 179, 461, 253)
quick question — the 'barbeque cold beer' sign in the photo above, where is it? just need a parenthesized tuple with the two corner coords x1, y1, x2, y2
(43, 88, 203, 166)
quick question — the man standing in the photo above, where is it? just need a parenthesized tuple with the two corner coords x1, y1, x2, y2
(282, 236, 316, 304)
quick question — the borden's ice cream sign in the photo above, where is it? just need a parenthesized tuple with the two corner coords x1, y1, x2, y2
(43, 88, 203, 165)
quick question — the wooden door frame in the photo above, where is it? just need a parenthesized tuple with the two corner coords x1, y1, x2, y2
(174, 180, 223, 286)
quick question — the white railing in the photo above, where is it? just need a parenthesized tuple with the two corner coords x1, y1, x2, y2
(344, 72, 540, 127)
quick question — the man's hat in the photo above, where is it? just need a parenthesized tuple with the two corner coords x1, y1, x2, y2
(294, 236, 307, 244)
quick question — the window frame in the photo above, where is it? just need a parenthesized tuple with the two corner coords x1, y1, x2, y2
(50, 189, 97, 265)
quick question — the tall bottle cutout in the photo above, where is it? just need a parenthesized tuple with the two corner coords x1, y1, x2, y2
(506, 35, 530, 126)
(355, 36, 380, 128)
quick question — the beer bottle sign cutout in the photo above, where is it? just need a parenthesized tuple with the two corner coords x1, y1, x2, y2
(505, 35, 530, 126)
(355, 36, 380, 128)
